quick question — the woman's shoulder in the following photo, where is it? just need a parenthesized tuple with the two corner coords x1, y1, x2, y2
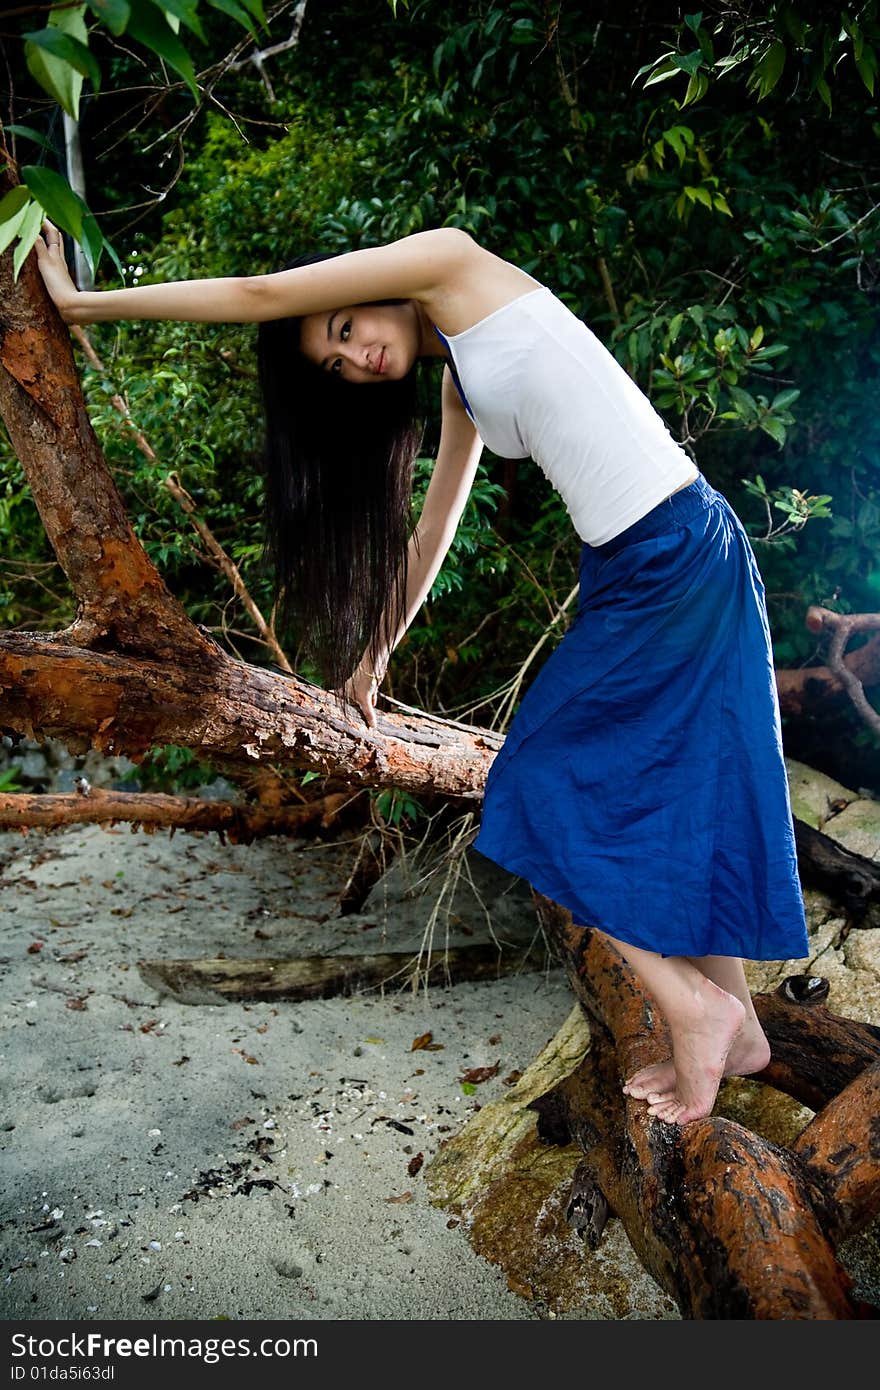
(426, 235, 542, 336)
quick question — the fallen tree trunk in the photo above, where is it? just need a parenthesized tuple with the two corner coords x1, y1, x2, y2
(0, 785, 364, 841)
(526, 893, 880, 1319)
(0, 634, 498, 795)
(0, 178, 499, 796)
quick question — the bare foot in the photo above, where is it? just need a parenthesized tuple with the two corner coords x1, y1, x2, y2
(623, 1021, 771, 1101)
(643, 981, 746, 1125)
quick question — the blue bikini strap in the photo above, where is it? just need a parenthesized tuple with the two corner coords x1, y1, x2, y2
(434, 326, 475, 421)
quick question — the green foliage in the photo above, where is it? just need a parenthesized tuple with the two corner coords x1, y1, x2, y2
(4, 0, 265, 277)
(3, 0, 879, 758)
(118, 743, 215, 792)
(636, 4, 880, 110)
(0, 765, 23, 792)
(374, 787, 425, 828)
(741, 474, 833, 548)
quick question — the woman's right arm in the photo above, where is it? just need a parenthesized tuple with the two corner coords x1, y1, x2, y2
(33, 221, 477, 325)
(343, 368, 483, 727)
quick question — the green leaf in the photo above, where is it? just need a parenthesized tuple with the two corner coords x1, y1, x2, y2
(642, 58, 679, 88)
(205, 0, 257, 37)
(729, 385, 758, 417)
(510, 18, 537, 44)
(0, 185, 31, 224)
(238, 0, 267, 23)
(24, 27, 101, 93)
(80, 211, 104, 275)
(127, 0, 199, 100)
(87, 0, 131, 35)
(771, 388, 801, 411)
(100, 231, 125, 280)
(712, 193, 732, 216)
(753, 40, 786, 99)
(681, 70, 709, 106)
(4, 124, 55, 154)
(663, 126, 689, 163)
(856, 49, 876, 96)
(0, 191, 33, 256)
(13, 200, 45, 282)
(752, 343, 789, 360)
(154, 0, 205, 42)
(21, 166, 87, 240)
(759, 416, 786, 446)
(683, 12, 703, 34)
(780, 6, 806, 46)
(461, 1081, 477, 1095)
(24, 4, 88, 118)
(672, 49, 703, 77)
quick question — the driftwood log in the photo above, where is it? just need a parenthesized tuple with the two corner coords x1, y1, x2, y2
(2, 173, 880, 1318)
(138, 943, 544, 1003)
(794, 818, 880, 929)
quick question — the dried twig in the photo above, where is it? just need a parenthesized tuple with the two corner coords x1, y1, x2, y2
(805, 605, 880, 736)
(493, 583, 579, 732)
(229, 0, 309, 103)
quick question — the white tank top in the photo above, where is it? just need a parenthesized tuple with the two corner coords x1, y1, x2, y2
(435, 286, 698, 545)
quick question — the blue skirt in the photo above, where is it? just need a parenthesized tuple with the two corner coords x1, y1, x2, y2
(473, 473, 809, 962)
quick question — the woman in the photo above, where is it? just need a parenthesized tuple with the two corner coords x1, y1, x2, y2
(34, 222, 809, 1125)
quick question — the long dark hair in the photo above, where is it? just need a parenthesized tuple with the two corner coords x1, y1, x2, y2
(258, 252, 425, 692)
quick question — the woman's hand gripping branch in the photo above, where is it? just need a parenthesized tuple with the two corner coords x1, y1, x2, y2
(33, 221, 80, 321)
(341, 657, 387, 731)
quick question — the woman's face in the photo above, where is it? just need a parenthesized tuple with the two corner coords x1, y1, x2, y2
(298, 300, 422, 384)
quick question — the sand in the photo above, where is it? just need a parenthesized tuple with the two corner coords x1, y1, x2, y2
(0, 819, 679, 1322)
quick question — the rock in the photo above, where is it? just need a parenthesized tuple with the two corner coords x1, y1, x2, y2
(844, 929, 880, 981)
(193, 778, 241, 802)
(786, 758, 859, 830)
(744, 914, 843, 996)
(13, 749, 50, 786)
(821, 798, 880, 860)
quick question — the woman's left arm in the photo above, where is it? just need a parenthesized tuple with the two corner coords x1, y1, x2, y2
(344, 369, 483, 726)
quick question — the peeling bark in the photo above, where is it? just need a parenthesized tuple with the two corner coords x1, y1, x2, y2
(0, 635, 498, 793)
(792, 1061, 880, 1243)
